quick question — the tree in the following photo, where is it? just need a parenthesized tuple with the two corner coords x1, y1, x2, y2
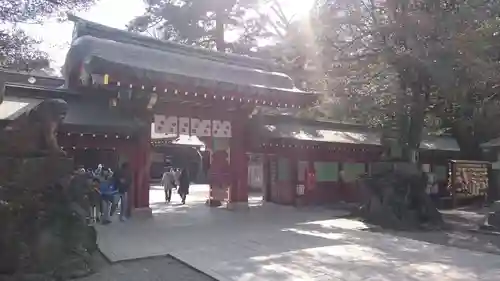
(1, 0, 95, 23)
(0, 0, 95, 71)
(309, 0, 397, 125)
(0, 29, 49, 70)
(284, 0, 500, 227)
(308, 0, 500, 159)
(128, 0, 260, 51)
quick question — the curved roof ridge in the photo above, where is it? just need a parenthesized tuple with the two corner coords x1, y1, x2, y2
(68, 14, 282, 72)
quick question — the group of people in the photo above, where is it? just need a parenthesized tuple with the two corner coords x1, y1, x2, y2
(161, 165, 190, 204)
(77, 162, 132, 225)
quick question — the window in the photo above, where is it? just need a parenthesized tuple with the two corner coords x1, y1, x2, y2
(433, 165, 448, 181)
(278, 158, 290, 181)
(314, 162, 339, 182)
(370, 162, 392, 175)
(342, 163, 366, 182)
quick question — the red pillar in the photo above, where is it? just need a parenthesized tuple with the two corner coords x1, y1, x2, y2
(228, 114, 249, 209)
(120, 143, 136, 216)
(130, 129, 152, 217)
(137, 134, 151, 208)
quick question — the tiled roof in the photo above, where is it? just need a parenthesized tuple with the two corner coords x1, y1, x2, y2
(481, 137, 500, 148)
(1, 87, 145, 134)
(0, 96, 42, 120)
(255, 117, 460, 151)
(63, 99, 145, 134)
(64, 16, 315, 105)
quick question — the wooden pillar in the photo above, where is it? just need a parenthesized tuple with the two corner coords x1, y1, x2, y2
(130, 128, 153, 218)
(206, 137, 231, 207)
(138, 134, 152, 208)
(205, 114, 249, 210)
(117, 142, 135, 217)
(228, 114, 249, 209)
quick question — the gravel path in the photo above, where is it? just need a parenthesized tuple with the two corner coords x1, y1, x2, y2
(80, 255, 216, 281)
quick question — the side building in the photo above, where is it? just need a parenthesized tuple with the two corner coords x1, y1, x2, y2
(247, 115, 460, 205)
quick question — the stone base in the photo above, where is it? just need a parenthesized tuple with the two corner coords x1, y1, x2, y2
(295, 197, 307, 207)
(131, 207, 153, 219)
(205, 199, 222, 207)
(226, 201, 249, 211)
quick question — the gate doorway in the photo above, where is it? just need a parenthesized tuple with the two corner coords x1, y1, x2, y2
(248, 153, 267, 206)
(61, 16, 316, 214)
(151, 129, 206, 183)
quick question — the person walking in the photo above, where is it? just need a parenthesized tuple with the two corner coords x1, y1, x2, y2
(161, 166, 176, 203)
(100, 169, 117, 225)
(178, 168, 190, 205)
(114, 162, 132, 222)
(89, 177, 102, 223)
(174, 168, 181, 187)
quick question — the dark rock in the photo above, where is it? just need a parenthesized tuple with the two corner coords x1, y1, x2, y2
(356, 163, 444, 230)
(480, 201, 500, 231)
(205, 199, 222, 207)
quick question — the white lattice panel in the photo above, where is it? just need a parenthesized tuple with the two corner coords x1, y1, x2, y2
(178, 117, 190, 135)
(154, 115, 178, 134)
(212, 120, 231, 138)
(190, 118, 212, 137)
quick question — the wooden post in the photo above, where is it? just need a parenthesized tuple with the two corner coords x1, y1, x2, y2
(451, 161, 457, 209)
(130, 128, 153, 218)
(227, 114, 249, 209)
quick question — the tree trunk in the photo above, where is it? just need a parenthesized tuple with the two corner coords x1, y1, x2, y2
(393, 64, 428, 164)
(404, 79, 428, 163)
(215, 8, 226, 52)
(451, 121, 483, 160)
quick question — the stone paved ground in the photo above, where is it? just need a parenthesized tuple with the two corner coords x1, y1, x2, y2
(92, 185, 500, 281)
(361, 207, 500, 255)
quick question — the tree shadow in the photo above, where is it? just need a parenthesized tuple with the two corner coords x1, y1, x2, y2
(207, 219, 500, 280)
(95, 202, 500, 280)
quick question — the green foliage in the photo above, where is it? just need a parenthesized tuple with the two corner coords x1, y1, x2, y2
(0, 158, 96, 277)
(263, 0, 500, 158)
(0, 0, 95, 23)
(128, 0, 260, 51)
(129, 0, 500, 155)
(0, 0, 95, 71)
(0, 29, 49, 70)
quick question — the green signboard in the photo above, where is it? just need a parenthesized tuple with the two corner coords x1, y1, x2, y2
(314, 162, 339, 182)
(434, 165, 448, 181)
(342, 163, 366, 182)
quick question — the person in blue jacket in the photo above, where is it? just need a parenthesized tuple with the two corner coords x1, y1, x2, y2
(99, 168, 117, 224)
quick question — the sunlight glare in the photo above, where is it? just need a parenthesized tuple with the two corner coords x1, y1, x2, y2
(281, 0, 316, 18)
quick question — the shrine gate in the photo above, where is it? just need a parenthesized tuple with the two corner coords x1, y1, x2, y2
(62, 16, 316, 215)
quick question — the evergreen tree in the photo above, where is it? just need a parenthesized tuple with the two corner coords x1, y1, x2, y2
(128, 0, 260, 51)
(0, 0, 95, 71)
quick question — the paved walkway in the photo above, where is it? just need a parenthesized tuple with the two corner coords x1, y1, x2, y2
(95, 185, 500, 281)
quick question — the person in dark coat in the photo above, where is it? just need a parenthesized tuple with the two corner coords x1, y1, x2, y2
(178, 168, 190, 204)
(113, 162, 132, 221)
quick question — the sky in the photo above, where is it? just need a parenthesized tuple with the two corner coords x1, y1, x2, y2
(19, 0, 315, 72)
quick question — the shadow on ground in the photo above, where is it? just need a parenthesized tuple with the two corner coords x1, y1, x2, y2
(366, 206, 500, 256)
(93, 186, 500, 281)
(80, 254, 216, 281)
(202, 219, 500, 280)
